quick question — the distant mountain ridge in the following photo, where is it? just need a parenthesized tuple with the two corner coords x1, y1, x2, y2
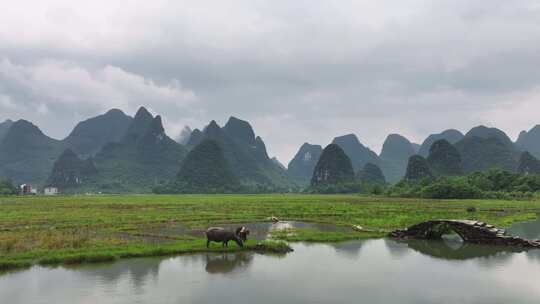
(454, 126, 519, 173)
(0, 110, 135, 186)
(464, 126, 515, 149)
(47, 149, 98, 188)
(517, 152, 540, 175)
(187, 117, 289, 189)
(167, 139, 240, 193)
(176, 126, 192, 145)
(287, 143, 323, 185)
(357, 163, 386, 185)
(516, 125, 540, 159)
(455, 136, 517, 173)
(64, 109, 133, 157)
(0, 119, 13, 143)
(426, 139, 463, 176)
(332, 134, 380, 172)
(88, 107, 187, 192)
(379, 134, 416, 183)
(311, 144, 355, 187)
(418, 129, 464, 157)
(2, 107, 540, 193)
(0, 120, 64, 185)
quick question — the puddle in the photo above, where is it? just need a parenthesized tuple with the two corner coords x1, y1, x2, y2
(506, 215, 540, 240)
(207, 221, 355, 241)
(123, 221, 354, 243)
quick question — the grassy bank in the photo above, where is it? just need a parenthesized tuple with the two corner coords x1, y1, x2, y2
(1, 194, 539, 271)
(271, 228, 384, 242)
(0, 239, 290, 272)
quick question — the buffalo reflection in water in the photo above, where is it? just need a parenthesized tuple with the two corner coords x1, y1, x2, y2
(204, 252, 254, 274)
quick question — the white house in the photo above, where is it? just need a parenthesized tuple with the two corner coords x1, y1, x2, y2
(44, 187, 59, 195)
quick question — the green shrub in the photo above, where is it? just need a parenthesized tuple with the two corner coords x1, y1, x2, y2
(466, 207, 477, 213)
(421, 180, 482, 199)
(0, 179, 18, 195)
(388, 169, 540, 200)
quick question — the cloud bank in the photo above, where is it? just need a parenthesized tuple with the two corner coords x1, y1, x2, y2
(1, 0, 540, 162)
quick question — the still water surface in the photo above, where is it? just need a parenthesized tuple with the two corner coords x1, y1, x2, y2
(2, 218, 540, 304)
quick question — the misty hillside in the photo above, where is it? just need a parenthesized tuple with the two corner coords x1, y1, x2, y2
(0, 120, 65, 185)
(379, 134, 416, 183)
(332, 134, 381, 172)
(64, 109, 133, 157)
(0, 107, 539, 193)
(287, 143, 323, 185)
(418, 129, 464, 157)
(187, 117, 289, 189)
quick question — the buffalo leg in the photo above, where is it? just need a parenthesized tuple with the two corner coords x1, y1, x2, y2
(207, 240, 210, 248)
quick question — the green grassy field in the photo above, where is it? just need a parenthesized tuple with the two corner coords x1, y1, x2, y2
(1, 194, 539, 271)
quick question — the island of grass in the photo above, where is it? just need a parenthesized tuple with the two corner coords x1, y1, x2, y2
(1, 194, 539, 271)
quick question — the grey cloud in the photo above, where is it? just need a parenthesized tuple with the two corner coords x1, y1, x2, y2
(0, 58, 196, 138)
(1, 0, 540, 162)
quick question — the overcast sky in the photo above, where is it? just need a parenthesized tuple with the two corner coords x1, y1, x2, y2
(1, 0, 540, 164)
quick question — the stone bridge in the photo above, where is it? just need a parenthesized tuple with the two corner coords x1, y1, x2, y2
(389, 220, 540, 248)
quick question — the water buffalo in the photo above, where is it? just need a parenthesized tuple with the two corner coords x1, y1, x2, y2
(236, 226, 250, 242)
(205, 227, 246, 248)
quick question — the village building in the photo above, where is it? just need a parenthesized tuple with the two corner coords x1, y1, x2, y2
(44, 186, 59, 196)
(20, 184, 37, 195)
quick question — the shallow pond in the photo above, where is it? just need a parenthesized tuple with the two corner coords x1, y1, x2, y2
(2, 218, 540, 304)
(153, 221, 354, 241)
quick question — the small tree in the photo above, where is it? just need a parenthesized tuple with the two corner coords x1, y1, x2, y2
(0, 179, 18, 195)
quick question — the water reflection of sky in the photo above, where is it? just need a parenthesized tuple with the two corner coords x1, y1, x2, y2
(2, 217, 540, 303)
(507, 216, 540, 240)
(2, 238, 540, 304)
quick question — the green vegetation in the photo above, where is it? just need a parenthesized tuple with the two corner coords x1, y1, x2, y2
(85, 108, 187, 193)
(389, 169, 540, 199)
(357, 163, 386, 185)
(516, 125, 540, 159)
(0, 239, 290, 271)
(427, 139, 463, 176)
(188, 118, 290, 189)
(47, 149, 98, 189)
(0, 179, 18, 195)
(455, 136, 517, 174)
(518, 151, 540, 175)
(271, 228, 383, 242)
(155, 140, 241, 194)
(1, 194, 539, 271)
(305, 182, 364, 194)
(404, 155, 433, 181)
(310, 144, 355, 188)
(418, 129, 464, 157)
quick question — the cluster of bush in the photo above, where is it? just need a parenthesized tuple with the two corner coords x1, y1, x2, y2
(306, 169, 540, 200)
(387, 169, 540, 200)
(0, 179, 18, 196)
